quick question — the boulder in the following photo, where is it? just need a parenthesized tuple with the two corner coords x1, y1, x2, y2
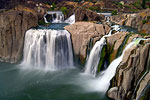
(65, 22, 110, 63)
(75, 7, 105, 22)
(0, 10, 38, 63)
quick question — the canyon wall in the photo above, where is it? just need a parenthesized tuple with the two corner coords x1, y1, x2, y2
(0, 10, 38, 63)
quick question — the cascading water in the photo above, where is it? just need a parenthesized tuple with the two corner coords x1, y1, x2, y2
(44, 11, 75, 24)
(84, 38, 144, 93)
(45, 11, 64, 23)
(22, 29, 74, 70)
(84, 30, 112, 76)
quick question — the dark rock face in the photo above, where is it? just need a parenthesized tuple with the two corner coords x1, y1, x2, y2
(108, 39, 150, 100)
(0, 10, 38, 63)
(75, 7, 105, 22)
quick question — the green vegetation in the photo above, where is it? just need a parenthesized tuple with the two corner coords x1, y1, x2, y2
(142, 19, 148, 24)
(61, 7, 67, 15)
(124, 5, 132, 9)
(88, 7, 99, 12)
(115, 2, 123, 8)
(147, 16, 150, 20)
(97, 46, 106, 73)
(50, 3, 56, 10)
(133, 1, 142, 9)
(38, 20, 50, 26)
(142, 0, 146, 9)
(130, 9, 138, 13)
(111, 10, 118, 15)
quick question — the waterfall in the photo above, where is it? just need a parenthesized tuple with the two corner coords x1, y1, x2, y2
(91, 38, 143, 93)
(44, 14, 49, 24)
(84, 30, 112, 76)
(44, 11, 75, 24)
(22, 29, 74, 70)
(44, 11, 64, 23)
(64, 14, 75, 24)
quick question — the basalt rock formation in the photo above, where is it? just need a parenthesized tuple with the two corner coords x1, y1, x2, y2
(75, 7, 105, 22)
(110, 9, 150, 34)
(0, 9, 38, 63)
(107, 37, 150, 100)
(65, 22, 110, 64)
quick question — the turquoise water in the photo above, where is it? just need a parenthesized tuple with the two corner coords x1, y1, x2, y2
(0, 62, 110, 100)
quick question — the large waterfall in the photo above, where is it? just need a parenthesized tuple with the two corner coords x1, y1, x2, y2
(22, 29, 74, 70)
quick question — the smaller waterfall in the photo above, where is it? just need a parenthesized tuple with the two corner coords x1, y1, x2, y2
(45, 11, 64, 23)
(84, 37, 106, 76)
(44, 14, 49, 24)
(44, 11, 75, 24)
(22, 29, 74, 70)
(84, 30, 112, 76)
(91, 38, 143, 92)
(65, 14, 75, 24)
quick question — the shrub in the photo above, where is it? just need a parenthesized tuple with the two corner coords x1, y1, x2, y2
(50, 3, 56, 10)
(147, 16, 150, 20)
(142, 19, 148, 24)
(38, 20, 50, 26)
(88, 7, 99, 12)
(61, 7, 67, 15)
(112, 10, 118, 15)
(133, 1, 142, 9)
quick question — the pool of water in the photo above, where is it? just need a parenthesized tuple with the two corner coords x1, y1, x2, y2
(0, 62, 110, 100)
(38, 23, 69, 30)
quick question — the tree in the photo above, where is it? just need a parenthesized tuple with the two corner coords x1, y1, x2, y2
(142, 0, 146, 9)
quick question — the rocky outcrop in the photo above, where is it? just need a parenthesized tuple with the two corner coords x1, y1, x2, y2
(75, 7, 105, 22)
(108, 39, 150, 100)
(0, 10, 38, 63)
(65, 22, 110, 63)
(106, 32, 128, 62)
(110, 9, 150, 34)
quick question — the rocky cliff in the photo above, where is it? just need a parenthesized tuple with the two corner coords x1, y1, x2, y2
(107, 34, 150, 100)
(0, 9, 38, 63)
(65, 22, 110, 64)
(110, 9, 150, 34)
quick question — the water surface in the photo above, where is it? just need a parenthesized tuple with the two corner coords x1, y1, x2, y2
(0, 62, 110, 100)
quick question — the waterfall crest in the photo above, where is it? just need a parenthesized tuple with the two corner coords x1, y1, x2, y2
(22, 29, 74, 70)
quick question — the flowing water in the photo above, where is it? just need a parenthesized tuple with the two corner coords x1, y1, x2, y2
(84, 30, 112, 76)
(21, 29, 74, 70)
(83, 38, 144, 93)
(0, 62, 110, 100)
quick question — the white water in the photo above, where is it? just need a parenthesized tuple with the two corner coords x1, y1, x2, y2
(44, 11, 75, 24)
(65, 14, 75, 24)
(44, 14, 49, 24)
(83, 38, 142, 93)
(84, 30, 112, 76)
(22, 29, 74, 70)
